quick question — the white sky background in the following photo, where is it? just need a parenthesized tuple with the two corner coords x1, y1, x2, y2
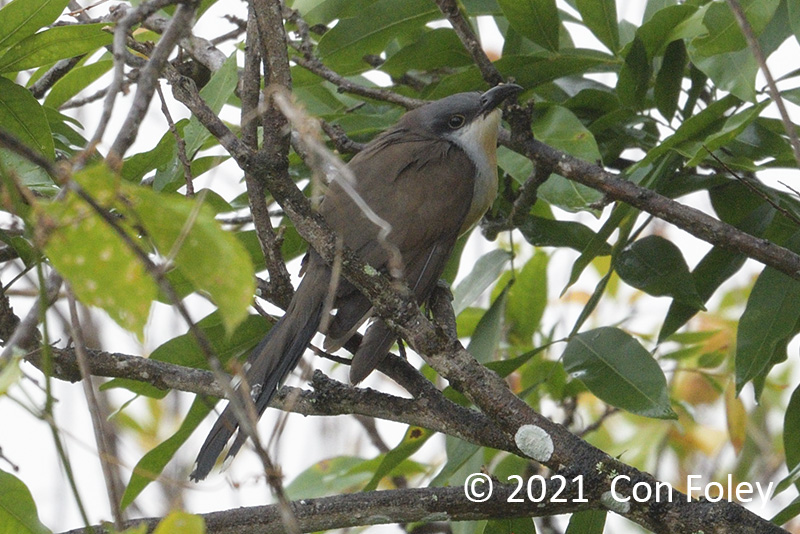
(2, 0, 800, 532)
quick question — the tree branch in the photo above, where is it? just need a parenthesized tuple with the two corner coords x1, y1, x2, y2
(108, 1, 197, 161)
(726, 0, 800, 167)
(501, 127, 800, 280)
(26, 342, 519, 464)
(433, 0, 503, 86)
(241, 6, 294, 309)
(143, 13, 227, 72)
(58, 483, 593, 534)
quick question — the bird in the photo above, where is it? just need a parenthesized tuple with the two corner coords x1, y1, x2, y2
(190, 83, 523, 481)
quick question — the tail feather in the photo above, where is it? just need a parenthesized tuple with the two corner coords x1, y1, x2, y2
(190, 260, 330, 481)
(349, 319, 397, 384)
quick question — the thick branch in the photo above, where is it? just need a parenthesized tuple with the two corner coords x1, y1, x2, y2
(59, 484, 592, 534)
(25, 347, 516, 456)
(241, 7, 294, 309)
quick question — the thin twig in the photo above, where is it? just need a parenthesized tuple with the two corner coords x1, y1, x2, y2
(433, 0, 503, 86)
(706, 147, 800, 226)
(156, 82, 194, 196)
(66, 289, 124, 528)
(29, 56, 85, 98)
(86, 0, 178, 163)
(108, 2, 196, 161)
(726, 0, 800, 167)
(320, 120, 365, 154)
(143, 12, 227, 71)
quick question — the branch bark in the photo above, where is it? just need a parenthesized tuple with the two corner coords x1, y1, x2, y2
(501, 128, 800, 280)
(25, 345, 518, 459)
(58, 484, 593, 534)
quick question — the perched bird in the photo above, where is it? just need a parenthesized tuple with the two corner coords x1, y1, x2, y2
(191, 83, 523, 481)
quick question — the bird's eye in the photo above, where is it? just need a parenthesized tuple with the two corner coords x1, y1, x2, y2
(448, 114, 465, 129)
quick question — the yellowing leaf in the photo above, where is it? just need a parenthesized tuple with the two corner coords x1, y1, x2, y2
(153, 511, 205, 534)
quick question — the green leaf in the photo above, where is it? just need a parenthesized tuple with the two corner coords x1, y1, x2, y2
(45, 107, 86, 159)
(286, 456, 374, 500)
(564, 202, 632, 294)
(658, 196, 774, 341)
(0, 357, 22, 394)
(637, 4, 698, 56)
(316, 0, 439, 75)
(381, 28, 472, 76)
(563, 327, 677, 419)
(46, 164, 255, 337)
(518, 216, 612, 253)
(690, 46, 757, 103)
(121, 397, 213, 509)
(427, 49, 616, 100)
(771, 496, 800, 525)
(687, 101, 769, 167)
(532, 105, 602, 162)
(452, 249, 512, 315)
(736, 232, 800, 399)
(775, 455, 800, 497)
(130, 189, 255, 334)
(362, 426, 433, 491)
(617, 35, 650, 109)
(575, 0, 619, 52)
(43, 59, 112, 109)
(0, 0, 69, 52)
(430, 435, 481, 487)
(0, 469, 51, 534)
(152, 511, 205, 534)
(635, 94, 740, 169)
(487, 345, 550, 379)
(467, 286, 508, 363)
(155, 54, 237, 191)
(565, 510, 607, 534)
(654, 39, 687, 120)
(790, 0, 800, 45)
(482, 518, 536, 534)
(0, 23, 112, 73)
(497, 0, 559, 51)
(505, 252, 548, 345)
(659, 242, 747, 340)
(184, 53, 237, 157)
(784, 384, 800, 493)
(121, 122, 184, 183)
(42, 167, 158, 338)
(532, 105, 603, 212)
(292, 0, 373, 26)
(616, 235, 705, 309)
(0, 77, 54, 157)
(693, 0, 779, 56)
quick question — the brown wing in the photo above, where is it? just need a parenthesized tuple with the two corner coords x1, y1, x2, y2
(319, 127, 476, 352)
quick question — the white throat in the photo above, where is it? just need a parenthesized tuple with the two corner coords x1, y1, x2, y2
(448, 109, 501, 234)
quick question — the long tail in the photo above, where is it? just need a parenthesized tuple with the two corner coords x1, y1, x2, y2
(190, 259, 330, 481)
